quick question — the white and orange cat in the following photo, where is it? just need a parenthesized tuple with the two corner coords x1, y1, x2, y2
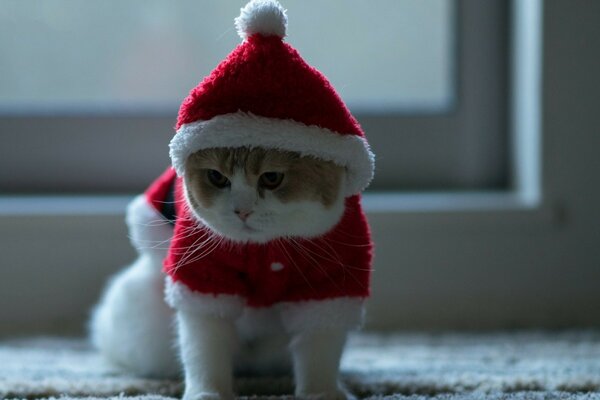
(91, 1, 374, 399)
(92, 146, 371, 399)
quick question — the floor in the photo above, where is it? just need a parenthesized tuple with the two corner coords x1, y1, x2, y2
(1, 331, 600, 399)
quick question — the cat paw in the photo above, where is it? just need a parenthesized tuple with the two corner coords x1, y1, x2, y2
(182, 390, 234, 400)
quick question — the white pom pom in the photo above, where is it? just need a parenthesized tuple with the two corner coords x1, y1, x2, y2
(235, 0, 287, 40)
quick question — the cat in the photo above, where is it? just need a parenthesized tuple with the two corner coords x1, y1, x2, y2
(91, 146, 372, 400)
(92, 1, 375, 398)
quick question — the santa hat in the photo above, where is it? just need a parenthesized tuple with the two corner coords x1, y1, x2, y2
(169, 0, 375, 196)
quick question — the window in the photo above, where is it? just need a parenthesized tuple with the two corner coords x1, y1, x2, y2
(0, 0, 510, 194)
(13, 0, 600, 334)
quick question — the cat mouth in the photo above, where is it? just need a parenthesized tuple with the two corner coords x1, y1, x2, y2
(241, 223, 259, 233)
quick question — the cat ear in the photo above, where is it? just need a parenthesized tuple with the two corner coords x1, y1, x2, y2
(235, 0, 287, 40)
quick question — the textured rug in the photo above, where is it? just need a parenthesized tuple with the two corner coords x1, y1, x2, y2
(1, 331, 600, 400)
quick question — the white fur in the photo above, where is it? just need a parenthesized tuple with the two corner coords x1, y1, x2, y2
(170, 111, 375, 197)
(281, 297, 365, 333)
(126, 194, 173, 257)
(170, 279, 356, 399)
(177, 310, 237, 400)
(91, 196, 179, 378)
(90, 253, 180, 378)
(235, 0, 287, 40)
(170, 280, 291, 375)
(290, 328, 351, 399)
(282, 298, 364, 398)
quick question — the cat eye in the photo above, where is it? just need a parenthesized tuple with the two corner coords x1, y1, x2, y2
(259, 172, 284, 190)
(207, 169, 230, 188)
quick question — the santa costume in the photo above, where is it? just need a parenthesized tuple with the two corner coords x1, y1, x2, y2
(131, 0, 375, 330)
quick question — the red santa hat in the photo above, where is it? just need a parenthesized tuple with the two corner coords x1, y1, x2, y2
(169, 0, 375, 196)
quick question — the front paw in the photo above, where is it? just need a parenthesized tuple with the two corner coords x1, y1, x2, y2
(182, 389, 234, 400)
(295, 386, 356, 400)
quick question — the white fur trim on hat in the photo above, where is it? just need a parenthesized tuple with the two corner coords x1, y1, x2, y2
(280, 297, 365, 333)
(164, 277, 244, 319)
(169, 112, 375, 197)
(235, 0, 287, 40)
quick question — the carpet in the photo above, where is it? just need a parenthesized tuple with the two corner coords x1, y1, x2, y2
(1, 331, 600, 399)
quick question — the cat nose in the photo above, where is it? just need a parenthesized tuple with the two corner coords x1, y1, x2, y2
(234, 209, 253, 221)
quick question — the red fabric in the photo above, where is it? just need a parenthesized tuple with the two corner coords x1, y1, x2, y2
(176, 34, 365, 140)
(145, 168, 372, 307)
(145, 167, 177, 214)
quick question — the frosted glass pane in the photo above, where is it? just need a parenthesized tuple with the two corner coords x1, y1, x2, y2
(0, 0, 454, 111)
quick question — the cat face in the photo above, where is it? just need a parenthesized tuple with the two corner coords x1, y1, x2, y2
(184, 147, 346, 243)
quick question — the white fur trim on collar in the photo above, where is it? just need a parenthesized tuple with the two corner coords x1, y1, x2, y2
(164, 277, 244, 319)
(169, 112, 375, 197)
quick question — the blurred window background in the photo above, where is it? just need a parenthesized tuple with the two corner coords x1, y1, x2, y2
(0, 0, 510, 194)
(3, 0, 600, 335)
(0, 0, 454, 111)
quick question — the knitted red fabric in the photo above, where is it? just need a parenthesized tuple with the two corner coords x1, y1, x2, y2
(145, 168, 372, 307)
(176, 34, 364, 140)
(145, 167, 177, 213)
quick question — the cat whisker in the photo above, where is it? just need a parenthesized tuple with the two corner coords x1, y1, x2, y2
(129, 222, 206, 250)
(327, 227, 369, 240)
(171, 232, 216, 272)
(177, 235, 225, 268)
(288, 237, 370, 290)
(151, 197, 188, 204)
(174, 234, 225, 271)
(284, 237, 345, 293)
(275, 239, 317, 294)
(290, 237, 344, 267)
(133, 219, 174, 227)
(314, 237, 373, 272)
(320, 237, 373, 248)
(127, 237, 171, 250)
(171, 230, 224, 272)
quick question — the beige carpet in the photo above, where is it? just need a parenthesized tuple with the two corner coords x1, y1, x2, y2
(1, 331, 600, 399)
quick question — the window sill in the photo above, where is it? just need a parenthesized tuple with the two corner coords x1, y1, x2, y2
(364, 191, 539, 213)
(363, 191, 555, 234)
(0, 192, 555, 234)
(0, 195, 133, 216)
(0, 191, 539, 216)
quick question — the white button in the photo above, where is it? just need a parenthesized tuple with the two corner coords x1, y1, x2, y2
(271, 262, 284, 272)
